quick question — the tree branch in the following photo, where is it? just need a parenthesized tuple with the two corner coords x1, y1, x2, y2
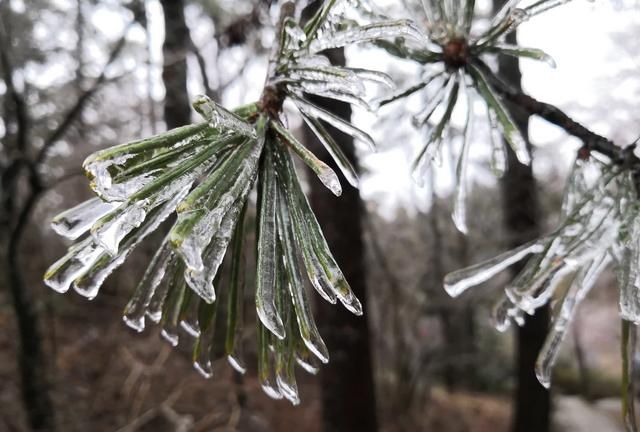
(473, 59, 637, 167)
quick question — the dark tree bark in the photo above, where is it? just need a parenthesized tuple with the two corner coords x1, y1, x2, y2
(160, 0, 191, 129)
(303, 48, 379, 432)
(0, 13, 55, 431)
(493, 1, 551, 430)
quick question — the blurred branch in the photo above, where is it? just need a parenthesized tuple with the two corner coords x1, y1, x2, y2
(473, 59, 636, 165)
(0, 19, 29, 154)
(35, 21, 135, 167)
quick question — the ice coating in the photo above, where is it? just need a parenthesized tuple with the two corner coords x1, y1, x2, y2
(51, 198, 119, 240)
(192, 94, 256, 138)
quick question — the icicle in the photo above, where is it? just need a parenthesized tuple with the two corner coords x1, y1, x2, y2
(271, 120, 342, 197)
(274, 149, 337, 305)
(535, 253, 610, 387)
(412, 77, 460, 183)
(192, 95, 256, 138)
(43, 238, 105, 293)
(257, 322, 283, 400)
(292, 95, 377, 151)
(295, 338, 321, 375)
(160, 265, 187, 347)
(444, 240, 546, 297)
(73, 186, 189, 300)
(192, 300, 217, 379)
(273, 255, 300, 405)
(183, 195, 246, 303)
(123, 240, 174, 332)
(411, 75, 453, 128)
(452, 81, 474, 234)
(51, 198, 119, 240)
(469, 64, 530, 166)
(225, 205, 247, 374)
(145, 254, 179, 323)
(492, 297, 516, 332)
(617, 242, 640, 324)
(278, 147, 362, 315)
(178, 290, 201, 338)
(488, 109, 507, 177)
(276, 188, 330, 363)
(256, 146, 286, 340)
(301, 114, 359, 188)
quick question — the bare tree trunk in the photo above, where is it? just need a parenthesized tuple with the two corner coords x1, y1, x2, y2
(304, 48, 379, 432)
(493, 1, 551, 429)
(160, 0, 191, 129)
(0, 12, 56, 430)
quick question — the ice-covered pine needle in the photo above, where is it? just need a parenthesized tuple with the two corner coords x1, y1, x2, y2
(443, 156, 640, 393)
(377, 0, 573, 234)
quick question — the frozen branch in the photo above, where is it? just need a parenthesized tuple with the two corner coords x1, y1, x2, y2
(473, 59, 637, 166)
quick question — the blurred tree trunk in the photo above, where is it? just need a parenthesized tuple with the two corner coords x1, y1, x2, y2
(160, 0, 191, 129)
(0, 14, 55, 431)
(303, 48, 379, 432)
(428, 193, 476, 391)
(494, 0, 551, 430)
